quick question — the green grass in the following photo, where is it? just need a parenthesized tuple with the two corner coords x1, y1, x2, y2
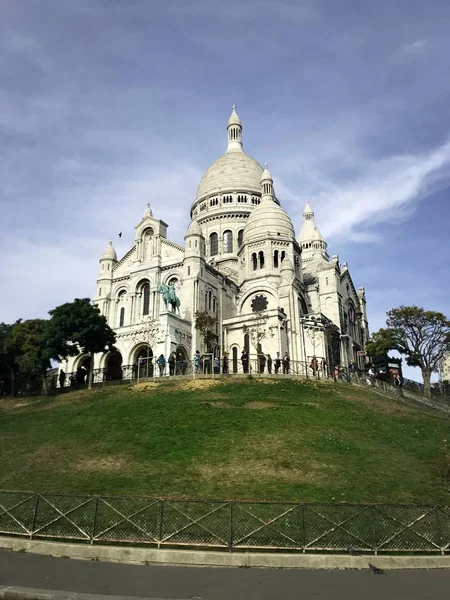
(1, 378, 449, 504)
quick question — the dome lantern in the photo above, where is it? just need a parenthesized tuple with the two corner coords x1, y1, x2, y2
(227, 104, 243, 153)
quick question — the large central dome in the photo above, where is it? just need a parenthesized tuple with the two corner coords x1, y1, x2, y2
(194, 106, 263, 203)
(196, 151, 263, 200)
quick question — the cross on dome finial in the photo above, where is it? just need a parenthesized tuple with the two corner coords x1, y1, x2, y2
(264, 162, 268, 169)
(232, 103, 237, 112)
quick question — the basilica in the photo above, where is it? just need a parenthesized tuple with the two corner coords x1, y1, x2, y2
(62, 107, 369, 380)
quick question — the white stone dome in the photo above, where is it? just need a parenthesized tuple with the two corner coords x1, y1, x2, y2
(243, 199, 295, 243)
(101, 241, 117, 261)
(196, 151, 263, 200)
(298, 220, 325, 243)
(186, 219, 203, 236)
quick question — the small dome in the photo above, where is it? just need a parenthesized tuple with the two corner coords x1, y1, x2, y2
(297, 219, 325, 243)
(243, 199, 295, 243)
(186, 219, 203, 236)
(101, 241, 117, 261)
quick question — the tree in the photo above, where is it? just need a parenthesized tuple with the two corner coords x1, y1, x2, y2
(48, 298, 116, 390)
(0, 322, 20, 396)
(366, 306, 450, 398)
(6, 319, 54, 394)
(194, 311, 217, 352)
(243, 313, 269, 353)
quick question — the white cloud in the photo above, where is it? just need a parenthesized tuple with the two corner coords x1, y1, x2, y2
(276, 140, 450, 241)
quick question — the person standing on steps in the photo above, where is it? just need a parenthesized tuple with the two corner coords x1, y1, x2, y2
(222, 353, 229, 375)
(193, 350, 202, 375)
(282, 352, 290, 374)
(58, 370, 66, 389)
(266, 354, 272, 374)
(168, 352, 176, 376)
(241, 350, 249, 374)
(156, 354, 166, 377)
(274, 352, 281, 375)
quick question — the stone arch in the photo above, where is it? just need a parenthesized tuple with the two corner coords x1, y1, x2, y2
(74, 354, 91, 385)
(130, 343, 154, 379)
(104, 350, 123, 381)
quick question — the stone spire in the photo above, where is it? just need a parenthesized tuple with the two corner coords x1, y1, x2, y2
(227, 104, 243, 153)
(297, 201, 328, 262)
(260, 162, 275, 201)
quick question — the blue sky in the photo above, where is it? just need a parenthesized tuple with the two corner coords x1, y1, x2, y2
(1, 0, 449, 381)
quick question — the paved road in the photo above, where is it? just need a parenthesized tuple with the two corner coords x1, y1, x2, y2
(1, 549, 450, 600)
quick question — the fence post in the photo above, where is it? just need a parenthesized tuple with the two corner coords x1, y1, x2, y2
(371, 506, 378, 555)
(30, 494, 40, 540)
(158, 500, 164, 549)
(91, 497, 99, 545)
(301, 504, 306, 553)
(229, 502, 233, 552)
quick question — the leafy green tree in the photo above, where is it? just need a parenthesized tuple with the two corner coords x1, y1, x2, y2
(6, 319, 54, 394)
(0, 322, 19, 396)
(366, 306, 450, 398)
(47, 298, 116, 389)
(194, 310, 217, 352)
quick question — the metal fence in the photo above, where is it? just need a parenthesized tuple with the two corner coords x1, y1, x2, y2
(0, 491, 449, 554)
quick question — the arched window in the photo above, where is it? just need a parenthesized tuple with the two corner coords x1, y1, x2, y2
(213, 297, 216, 312)
(142, 284, 150, 316)
(119, 307, 125, 327)
(238, 229, 244, 248)
(210, 233, 218, 256)
(273, 250, 279, 269)
(252, 253, 257, 271)
(187, 266, 191, 276)
(281, 250, 286, 262)
(208, 290, 212, 310)
(223, 230, 233, 253)
(259, 251, 265, 269)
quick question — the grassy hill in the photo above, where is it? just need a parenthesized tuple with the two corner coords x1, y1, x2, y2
(1, 378, 449, 504)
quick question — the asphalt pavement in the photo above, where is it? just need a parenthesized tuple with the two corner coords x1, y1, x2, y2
(1, 549, 450, 600)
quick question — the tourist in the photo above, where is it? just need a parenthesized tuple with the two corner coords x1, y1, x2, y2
(393, 374, 403, 393)
(282, 352, 290, 374)
(367, 366, 376, 386)
(266, 354, 272, 374)
(167, 352, 176, 376)
(193, 350, 202, 375)
(58, 370, 66, 389)
(333, 364, 339, 382)
(222, 353, 229, 375)
(214, 356, 220, 374)
(274, 352, 281, 375)
(156, 354, 166, 377)
(258, 353, 266, 374)
(310, 356, 318, 377)
(241, 350, 249, 374)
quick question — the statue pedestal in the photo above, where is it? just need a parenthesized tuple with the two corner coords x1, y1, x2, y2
(159, 311, 193, 358)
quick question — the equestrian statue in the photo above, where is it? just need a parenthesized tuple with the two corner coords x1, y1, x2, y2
(156, 282, 181, 315)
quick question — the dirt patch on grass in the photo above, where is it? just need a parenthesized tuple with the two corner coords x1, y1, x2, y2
(130, 382, 161, 391)
(202, 401, 234, 409)
(175, 380, 221, 391)
(244, 401, 279, 410)
(74, 456, 129, 473)
(196, 458, 328, 484)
